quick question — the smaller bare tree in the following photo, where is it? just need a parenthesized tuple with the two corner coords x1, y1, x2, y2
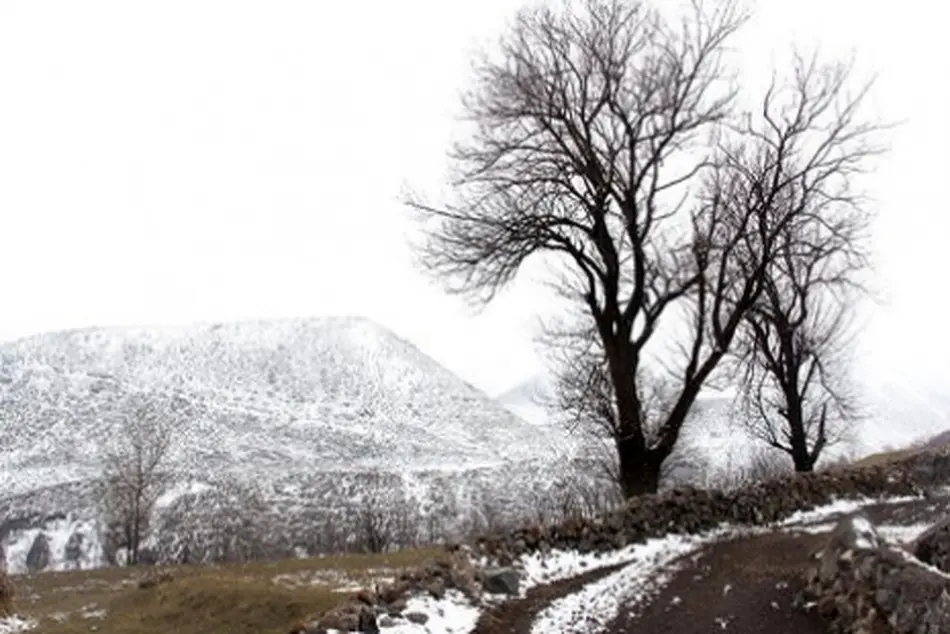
(355, 470, 396, 554)
(100, 393, 183, 566)
(736, 277, 863, 471)
(727, 55, 876, 471)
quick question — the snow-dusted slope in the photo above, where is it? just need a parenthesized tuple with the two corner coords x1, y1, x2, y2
(0, 317, 563, 493)
(0, 317, 580, 572)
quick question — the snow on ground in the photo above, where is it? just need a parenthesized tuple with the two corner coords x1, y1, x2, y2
(528, 494, 941, 634)
(321, 494, 932, 634)
(782, 520, 934, 545)
(382, 592, 480, 634)
(776, 494, 923, 527)
(323, 591, 479, 634)
(518, 543, 669, 594)
(0, 617, 36, 633)
(529, 527, 747, 634)
(879, 523, 933, 544)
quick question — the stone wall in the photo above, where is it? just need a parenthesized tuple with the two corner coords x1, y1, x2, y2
(472, 456, 937, 565)
(801, 513, 950, 633)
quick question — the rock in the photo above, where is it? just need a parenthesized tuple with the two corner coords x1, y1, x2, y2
(801, 514, 950, 633)
(356, 588, 377, 605)
(378, 580, 409, 605)
(481, 567, 520, 596)
(404, 612, 429, 625)
(913, 517, 950, 574)
(386, 598, 407, 615)
(357, 606, 379, 633)
(25, 532, 51, 573)
(64, 531, 84, 568)
(318, 607, 360, 632)
(424, 577, 445, 600)
(376, 614, 397, 628)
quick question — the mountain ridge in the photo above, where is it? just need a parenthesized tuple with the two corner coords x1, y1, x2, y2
(0, 316, 585, 572)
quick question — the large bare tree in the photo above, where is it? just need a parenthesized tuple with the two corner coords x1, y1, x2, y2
(408, 0, 882, 496)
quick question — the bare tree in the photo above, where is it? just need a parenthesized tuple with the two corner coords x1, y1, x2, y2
(100, 393, 185, 566)
(730, 56, 874, 470)
(355, 470, 396, 554)
(407, 0, 883, 497)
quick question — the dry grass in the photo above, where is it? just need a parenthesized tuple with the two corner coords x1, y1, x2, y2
(850, 447, 923, 468)
(11, 547, 441, 634)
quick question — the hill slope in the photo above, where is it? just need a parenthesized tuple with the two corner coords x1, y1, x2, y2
(0, 317, 577, 572)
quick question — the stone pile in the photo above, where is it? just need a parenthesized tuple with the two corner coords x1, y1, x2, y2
(474, 462, 924, 565)
(291, 546, 519, 634)
(801, 513, 950, 633)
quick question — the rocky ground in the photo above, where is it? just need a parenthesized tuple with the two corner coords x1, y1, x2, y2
(455, 494, 950, 634)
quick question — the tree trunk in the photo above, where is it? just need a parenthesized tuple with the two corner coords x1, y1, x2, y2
(784, 393, 815, 472)
(616, 437, 663, 497)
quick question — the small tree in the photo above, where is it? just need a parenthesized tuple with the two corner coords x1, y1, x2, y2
(100, 393, 183, 566)
(736, 249, 864, 470)
(356, 471, 396, 554)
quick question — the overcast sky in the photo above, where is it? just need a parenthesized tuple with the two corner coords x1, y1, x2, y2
(0, 0, 947, 396)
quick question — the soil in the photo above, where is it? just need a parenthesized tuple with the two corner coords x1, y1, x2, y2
(471, 562, 627, 634)
(605, 531, 829, 634)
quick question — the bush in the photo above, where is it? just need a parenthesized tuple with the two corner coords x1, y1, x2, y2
(0, 569, 13, 618)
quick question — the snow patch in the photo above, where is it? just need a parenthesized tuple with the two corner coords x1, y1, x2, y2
(0, 616, 36, 633)
(520, 545, 651, 593)
(153, 480, 213, 510)
(325, 590, 479, 634)
(529, 529, 740, 634)
(777, 495, 921, 527)
(527, 494, 928, 634)
(878, 523, 932, 544)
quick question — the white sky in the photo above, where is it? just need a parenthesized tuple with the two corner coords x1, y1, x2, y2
(0, 0, 947, 396)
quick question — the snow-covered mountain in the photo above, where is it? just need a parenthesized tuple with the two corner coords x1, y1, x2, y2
(0, 317, 580, 573)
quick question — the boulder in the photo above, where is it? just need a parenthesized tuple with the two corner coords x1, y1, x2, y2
(25, 532, 51, 573)
(404, 611, 429, 625)
(356, 606, 379, 633)
(481, 567, 520, 596)
(914, 517, 950, 574)
(64, 530, 84, 568)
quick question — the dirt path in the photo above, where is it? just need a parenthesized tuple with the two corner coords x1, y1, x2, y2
(476, 495, 950, 634)
(470, 562, 628, 634)
(609, 495, 950, 633)
(605, 530, 829, 634)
